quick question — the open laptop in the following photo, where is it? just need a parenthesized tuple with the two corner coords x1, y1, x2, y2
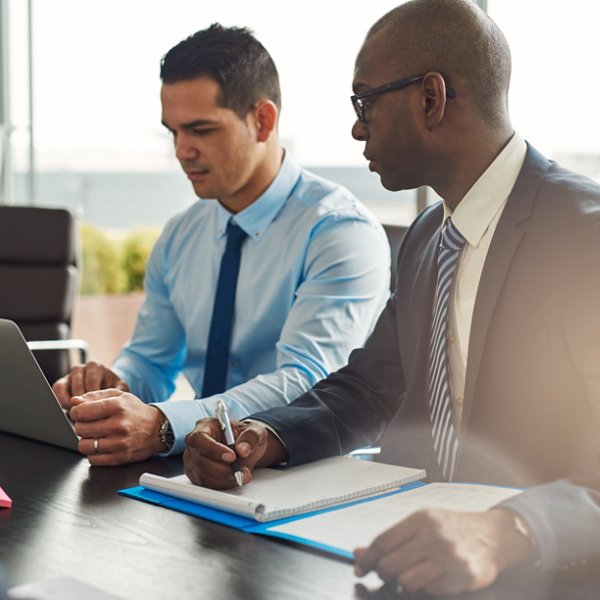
(0, 318, 79, 450)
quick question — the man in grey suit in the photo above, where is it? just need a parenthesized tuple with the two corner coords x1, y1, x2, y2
(182, 0, 600, 595)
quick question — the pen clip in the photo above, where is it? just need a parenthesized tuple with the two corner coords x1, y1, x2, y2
(215, 400, 227, 430)
(215, 400, 235, 445)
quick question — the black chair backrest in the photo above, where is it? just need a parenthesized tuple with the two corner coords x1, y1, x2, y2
(382, 224, 408, 292)
(0, 206, 78, 383)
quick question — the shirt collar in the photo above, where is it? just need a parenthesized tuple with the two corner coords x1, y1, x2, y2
(215, 151, 301, 243)
(443, 132, 527, 248)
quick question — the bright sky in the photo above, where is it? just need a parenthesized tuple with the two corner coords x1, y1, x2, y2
(8, 0, 600, 171)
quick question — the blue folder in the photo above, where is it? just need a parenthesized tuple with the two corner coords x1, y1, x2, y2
(119, 481, 427, 559)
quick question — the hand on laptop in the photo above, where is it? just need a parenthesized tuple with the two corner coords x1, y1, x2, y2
(53, 362, 129, 410)
(69, 389, 166, 465)
(183, 418, 288, 489)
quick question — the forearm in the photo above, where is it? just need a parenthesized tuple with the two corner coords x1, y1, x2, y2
(112, 349, 177, 404)
(157, 366, 314, 455)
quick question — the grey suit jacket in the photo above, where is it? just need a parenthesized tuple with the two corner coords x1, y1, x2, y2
(251, 144, 600, 570)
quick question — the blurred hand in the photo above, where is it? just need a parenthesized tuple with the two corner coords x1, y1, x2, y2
(53, 361, 129, 409)
(354, 508, 534, 596)
(69, 388, 165, 466)
(183, 418, 287, 490)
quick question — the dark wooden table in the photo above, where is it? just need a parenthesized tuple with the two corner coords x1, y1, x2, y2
(1, 432, 599, 600)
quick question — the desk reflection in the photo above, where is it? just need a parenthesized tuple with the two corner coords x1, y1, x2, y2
(1, 432, 599, 600)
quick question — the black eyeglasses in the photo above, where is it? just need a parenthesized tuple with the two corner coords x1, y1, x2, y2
(350, 75, 457, 123)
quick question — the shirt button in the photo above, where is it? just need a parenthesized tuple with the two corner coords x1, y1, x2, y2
(455, 396, 464, 408)
(448, 333, 455, 344)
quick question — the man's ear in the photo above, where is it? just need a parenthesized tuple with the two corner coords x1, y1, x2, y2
(251, 100, 278, 142)
(421, 71, 449, 130)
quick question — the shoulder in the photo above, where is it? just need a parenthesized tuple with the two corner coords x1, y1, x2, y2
(522, 144, 600, 218)
(150, 200, 213, 259)
(512, 146, 600, 272)
(544, 162, 600, 207)
(287, 167, 381, 228)
(401, 202, 443, 247)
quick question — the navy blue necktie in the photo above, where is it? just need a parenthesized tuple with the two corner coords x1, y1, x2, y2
(202, 222, 247, 397)
(428, 218, 466, 481)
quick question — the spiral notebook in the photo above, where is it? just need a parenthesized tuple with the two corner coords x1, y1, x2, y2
(123, 456, 426, 522)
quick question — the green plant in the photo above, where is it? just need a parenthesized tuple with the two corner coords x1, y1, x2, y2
(121, 227, 160, 292)
(79, 223, 125, 295)
(79, 224, 160, 295)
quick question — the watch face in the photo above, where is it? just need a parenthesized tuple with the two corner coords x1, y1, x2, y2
(157, 415, 173, 449)
(160, 418, 174, 448)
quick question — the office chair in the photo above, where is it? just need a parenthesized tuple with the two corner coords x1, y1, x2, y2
(0, 205, 87, 384)
(382, 223, 408, 292)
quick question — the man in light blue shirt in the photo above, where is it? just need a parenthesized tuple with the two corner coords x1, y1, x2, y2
(53, 24, 390, 465)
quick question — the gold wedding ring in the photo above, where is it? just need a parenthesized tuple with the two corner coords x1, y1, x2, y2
(93, 438, 100, 454)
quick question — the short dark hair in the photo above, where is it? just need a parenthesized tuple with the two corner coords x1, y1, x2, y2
(160, 23, 281, 118)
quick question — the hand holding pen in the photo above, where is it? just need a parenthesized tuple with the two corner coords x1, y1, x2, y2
(183, 409, 289, 490)
(215, 400, 244, 487)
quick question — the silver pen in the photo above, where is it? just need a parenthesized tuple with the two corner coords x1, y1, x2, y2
(215, 400, 244, 487)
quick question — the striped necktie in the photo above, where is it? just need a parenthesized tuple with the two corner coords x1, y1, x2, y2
(428, 218, 466, 481)
(202, 221, 247, 397)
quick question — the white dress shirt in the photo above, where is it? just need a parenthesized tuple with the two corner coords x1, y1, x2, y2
(443, 133, 527, 429)
(112, 151, 390, 454)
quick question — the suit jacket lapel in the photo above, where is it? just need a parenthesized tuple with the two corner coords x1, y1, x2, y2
(460, 144, 551, 439)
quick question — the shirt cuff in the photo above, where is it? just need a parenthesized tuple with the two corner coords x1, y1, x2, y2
(149, 399, 209, 456)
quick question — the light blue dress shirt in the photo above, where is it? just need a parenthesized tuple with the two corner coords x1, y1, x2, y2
(112, 152, 390, 454)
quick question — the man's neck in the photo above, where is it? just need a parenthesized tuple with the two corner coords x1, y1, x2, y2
(220, 144, 284, 215)
(436, 128, 514, 211)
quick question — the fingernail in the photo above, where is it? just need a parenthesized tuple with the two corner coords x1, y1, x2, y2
(238, 442, 250, 456)
(221, 452, 234, 462)
(243, 467, 252, 484)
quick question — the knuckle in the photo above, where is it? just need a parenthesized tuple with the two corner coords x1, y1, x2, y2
(112, 422, 129, 436)
(376, 556, 397, 579)
(195, 417, 216, 433)
(71, 367, 84, 380)
(454, 554, 475, 579)
(184, 431, 196, 447)
(111, 397, 127, 414)
(112, 438, 129, 452)
(418, 509, 436, 524)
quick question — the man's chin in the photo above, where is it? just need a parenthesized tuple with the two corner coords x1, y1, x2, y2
(378, 174, 406, 193)
(191, 183, 218, 200)
(374, 169, 420, 193)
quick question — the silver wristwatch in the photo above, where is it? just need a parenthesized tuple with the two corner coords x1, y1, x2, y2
(158, 413, 175, 452)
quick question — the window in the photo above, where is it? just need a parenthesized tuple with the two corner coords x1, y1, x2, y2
(9, 0, 416, 227)
(488, 0, 600, 180)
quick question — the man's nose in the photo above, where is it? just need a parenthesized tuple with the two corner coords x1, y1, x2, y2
(174, 133, 198, 161)
(352, 119, 368, 142)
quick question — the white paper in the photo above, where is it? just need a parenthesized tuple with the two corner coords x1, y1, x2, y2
(266, 482, 522, 552)
(8, 576, 125, 600)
